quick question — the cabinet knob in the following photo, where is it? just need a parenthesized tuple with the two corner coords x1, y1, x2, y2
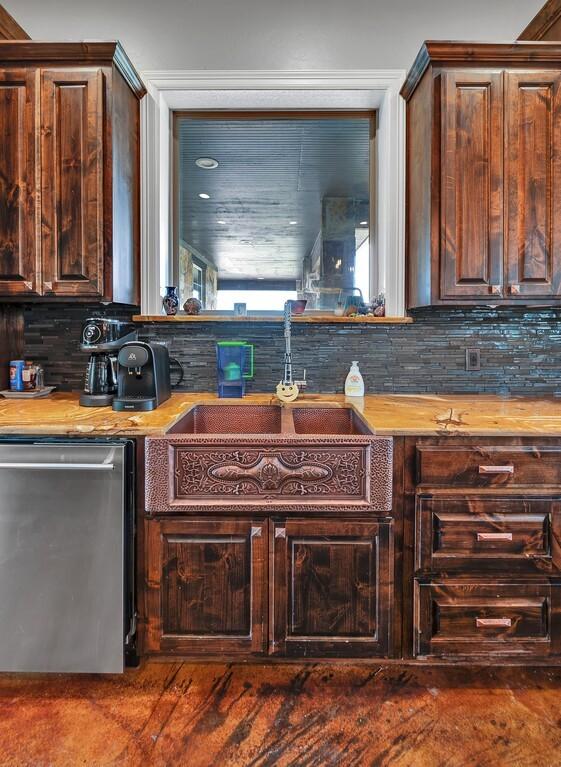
(275, 527, 286, 539)
(250, 526, 262, 538)
(490, 285, 501, 295)
(509, 284, 521, 295)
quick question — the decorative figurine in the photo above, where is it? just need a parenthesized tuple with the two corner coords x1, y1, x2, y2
(183, 297, 202, 315)
(371, 292, 386, 317)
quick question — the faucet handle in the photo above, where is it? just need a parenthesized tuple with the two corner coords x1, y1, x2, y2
(295, 369, 307, 390)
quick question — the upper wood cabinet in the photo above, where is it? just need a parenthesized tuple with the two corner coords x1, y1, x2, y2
(402, 42, 561, 308)
(0, 68, 39, 296)
(505, 71, 561, 299)
(0, 42, 146, 304)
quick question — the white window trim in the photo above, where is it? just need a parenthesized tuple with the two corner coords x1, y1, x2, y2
(140, 70, 406, 316)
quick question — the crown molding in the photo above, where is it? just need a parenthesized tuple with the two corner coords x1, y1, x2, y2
(0, 4, 30, 40)
(401, 40, 561, 100)
(141, 69, 406, 92)
(0, 40, 146, 97)
(519, 0, 561, 40)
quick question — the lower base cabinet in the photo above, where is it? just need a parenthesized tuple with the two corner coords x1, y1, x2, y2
(143, 517, 393, 659)
(414, 580, 561, 659)
(144, 518, 267, 655)
(270, 519, 392, 657)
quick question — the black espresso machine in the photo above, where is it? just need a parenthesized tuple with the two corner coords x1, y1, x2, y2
(112, 341, 171, 412)
(79, 318, 137, 407)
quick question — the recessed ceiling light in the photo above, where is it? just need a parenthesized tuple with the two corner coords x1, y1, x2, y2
(217, 220, 226, 225)
(359, 220, 368, 226)
(195, 157, 219, 169)
(198, 192, 210, 199)
(289, 220, 298, 225)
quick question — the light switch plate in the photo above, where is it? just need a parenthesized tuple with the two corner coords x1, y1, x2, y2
(465, 348, 481, 371)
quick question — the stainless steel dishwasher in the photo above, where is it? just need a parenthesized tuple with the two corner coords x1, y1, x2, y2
(0, 439, 135, 673)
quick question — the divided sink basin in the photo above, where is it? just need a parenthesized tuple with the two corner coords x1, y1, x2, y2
(166, 403, 373, 436)
(167, 404, 283, 434)
(145, 403, 392, 513)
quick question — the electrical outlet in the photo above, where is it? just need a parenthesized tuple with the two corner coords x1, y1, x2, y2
(465, 348, 481, 371)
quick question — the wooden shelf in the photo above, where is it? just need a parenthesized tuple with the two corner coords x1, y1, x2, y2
(132, 314, 413, 324)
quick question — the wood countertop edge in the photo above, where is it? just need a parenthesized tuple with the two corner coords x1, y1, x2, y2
(1, 392, 561, 438)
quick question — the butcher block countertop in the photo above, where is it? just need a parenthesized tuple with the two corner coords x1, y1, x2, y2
(2, 391, 561, 437)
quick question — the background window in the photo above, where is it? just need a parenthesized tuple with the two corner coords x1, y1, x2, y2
(192, 261, 204, 302)
(174, 112, 375, 312)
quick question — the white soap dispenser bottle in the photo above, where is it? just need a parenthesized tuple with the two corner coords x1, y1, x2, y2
(345, 361, 364, 397)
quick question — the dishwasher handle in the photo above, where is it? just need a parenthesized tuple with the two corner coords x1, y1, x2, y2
(0, 462, 114, 471)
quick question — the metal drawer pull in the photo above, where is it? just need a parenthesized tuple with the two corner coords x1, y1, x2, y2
(476, 617, 512, 628)
(478, 465, 514, 475)
(0, 462, 114, 471)
(476, 532, 513, 542)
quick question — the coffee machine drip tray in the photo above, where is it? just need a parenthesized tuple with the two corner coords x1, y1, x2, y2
(112, 396, 158, 412)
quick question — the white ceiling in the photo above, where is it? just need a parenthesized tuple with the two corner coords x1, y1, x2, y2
(6, 0, 543, 73)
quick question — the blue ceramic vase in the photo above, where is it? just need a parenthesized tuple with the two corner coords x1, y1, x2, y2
(162, 286, 179, 316)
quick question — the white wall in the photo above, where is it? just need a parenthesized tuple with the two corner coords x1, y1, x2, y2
(7, 0, 543, 73)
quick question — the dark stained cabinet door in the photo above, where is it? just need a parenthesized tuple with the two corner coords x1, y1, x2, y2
(440, 71, 504, 300)
(144, 518, 266, 656)
(40, 69, 104, 297)
(505, 71, 561, 299)
(270, 519, 392, 657)
(0, 68, 40, 296)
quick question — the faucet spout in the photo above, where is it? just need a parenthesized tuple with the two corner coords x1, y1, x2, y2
(276, 300, 306, 402)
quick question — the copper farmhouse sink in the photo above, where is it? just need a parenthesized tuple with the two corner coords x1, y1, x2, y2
(145, 404, 392, 513)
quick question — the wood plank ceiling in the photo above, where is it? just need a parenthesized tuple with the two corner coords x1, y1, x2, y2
(176, 116, 371, 281)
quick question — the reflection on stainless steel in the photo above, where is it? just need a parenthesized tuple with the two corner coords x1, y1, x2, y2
(0, 441, 131, 673)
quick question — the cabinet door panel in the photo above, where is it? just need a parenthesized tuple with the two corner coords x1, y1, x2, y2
(271, 519, 392, 657)
(0, 68, 39, 296)
(144, 518, 266, 655)
(440, 71, 503, 299)
(40, 69, 104, 296)
(505, 72, 561, 298)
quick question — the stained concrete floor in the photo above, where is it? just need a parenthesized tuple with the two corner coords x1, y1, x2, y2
(0, 662, 560, 766)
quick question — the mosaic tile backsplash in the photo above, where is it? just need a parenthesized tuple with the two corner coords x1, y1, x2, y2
(22, 304, 561, 395)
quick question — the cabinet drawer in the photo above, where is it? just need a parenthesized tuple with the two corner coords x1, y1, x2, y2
(417, 445, 561, 488)
(416, 497, 561, 574)
(414, 580, 561, 658)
